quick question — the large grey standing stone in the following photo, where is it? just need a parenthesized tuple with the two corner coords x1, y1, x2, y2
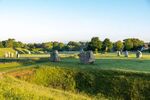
(117, 51, 121, 56)
(50, 50, 60, 62)
(124, 51, 129, 57)
(136, 50, 142, 58)
(78, 51, 95, 64)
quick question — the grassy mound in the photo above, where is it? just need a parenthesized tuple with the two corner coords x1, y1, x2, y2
(18, 66, 150, 100)
(0, 76, 92, 100)
(14, 48, 31, 54)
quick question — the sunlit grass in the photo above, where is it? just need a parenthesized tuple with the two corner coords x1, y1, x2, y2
(0, 76, 92, 100)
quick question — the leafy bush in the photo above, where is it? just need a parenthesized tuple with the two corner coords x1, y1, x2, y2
(32, 67, 76, 91)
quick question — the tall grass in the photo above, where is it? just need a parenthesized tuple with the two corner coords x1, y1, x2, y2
(0, 76, 92, 100)
(19, 66, 150, 100)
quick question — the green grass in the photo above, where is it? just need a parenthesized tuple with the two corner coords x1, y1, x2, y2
(0, 76, 93, 100)
(0, 58, 49, 72)
(95, 52, 150, 59)
(44, 58, 150, 73)
(0, 52, 150, 99)
(1, 57, 150, 73)
(17, 66, 150, 100)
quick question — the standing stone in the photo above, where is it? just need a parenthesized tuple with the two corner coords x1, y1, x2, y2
(16, 51, 18, 58)
(10, 53, 14, 58)
(117, 51, 121, 56)
(17, 53, 20, 58)
(8, 52, 11, 58)
(50, 50, 60, 62)
(136, 50, 142, 58)
(28, 51, 31, 54)
(16, 51, 18, 55)
(4, 52, 8, 58)
(78, 51, 95, 64)
(120, 50, 123, 55)
(124, 51, 129, 57)
(88, 51, 95, 63)
(80, 48, 84, 53)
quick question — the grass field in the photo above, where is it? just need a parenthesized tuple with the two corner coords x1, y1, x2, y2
(1, 52, 149, 73)
(0, 52, 150, 99)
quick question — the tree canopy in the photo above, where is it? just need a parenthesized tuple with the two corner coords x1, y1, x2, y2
(102, 38, 113, 52)
(0, 37, 146, 52)
(87, 37, 102, 52)
(114, 40, 123, 51)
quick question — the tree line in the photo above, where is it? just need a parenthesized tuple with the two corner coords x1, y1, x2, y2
(0, 37, 149, 53)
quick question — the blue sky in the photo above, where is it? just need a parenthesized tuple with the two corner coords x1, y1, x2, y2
(0, 0, 150, 43)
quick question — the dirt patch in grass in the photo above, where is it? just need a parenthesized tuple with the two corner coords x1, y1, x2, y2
(8, 69, 35, 78)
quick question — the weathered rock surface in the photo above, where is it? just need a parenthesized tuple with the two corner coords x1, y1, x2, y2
(78, 51, 95, 64)
(50, 50, 60, 62)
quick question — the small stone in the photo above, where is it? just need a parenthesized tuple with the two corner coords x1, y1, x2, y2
(124, 51, 129, 57)
(117, 51, 121, 56)
(10, 53, 14, 58)
(136, 50, 142, 58)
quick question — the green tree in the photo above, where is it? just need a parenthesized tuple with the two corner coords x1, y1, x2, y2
(148, 43, 150, 53)
(87, 37, 102, 52)
(53, 42, 59, 50)
(67, 41, 81, 51)
(102, 38, 113, 52)
(79, 41, 88, 51)
(42, 42, 53, 51)
(124, 39, 133, 50)
(0, 41, 4, 48)
(114, 40, 123, 51)
(5, 39, 15, 48)
(123, 38, 144, 51)
(58, 42, 65, 51)
(27, 44, 36, 50)
(132, 38, 144, 50)
(13, 41, 24, 48)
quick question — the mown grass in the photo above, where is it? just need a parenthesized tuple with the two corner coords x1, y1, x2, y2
(1, 57, 150, 73)
(0, 58, 49, 72)
(0, 76, 93, 100)
(44, 58, 150, 73)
